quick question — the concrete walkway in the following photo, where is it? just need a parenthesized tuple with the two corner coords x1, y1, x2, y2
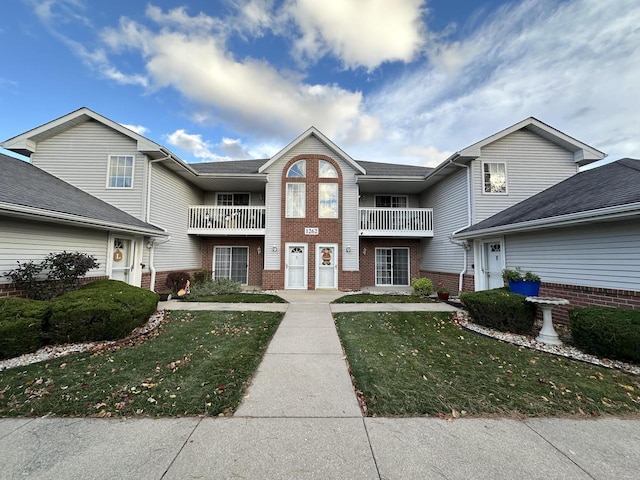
(1, 292, 639, 479)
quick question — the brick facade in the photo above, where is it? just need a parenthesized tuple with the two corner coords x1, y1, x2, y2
(419, 270, 475, 294)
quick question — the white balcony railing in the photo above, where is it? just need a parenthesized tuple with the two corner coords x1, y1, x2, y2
(188, 205, 266, 235)
(359, 207, 433, 237)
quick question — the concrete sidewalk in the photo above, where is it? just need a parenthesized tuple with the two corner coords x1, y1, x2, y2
(1, 291, 639, 479)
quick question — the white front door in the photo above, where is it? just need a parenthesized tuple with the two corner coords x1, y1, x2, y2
(483, 240, 504, 289)
(285, 243, 307, 289)
(111, 237, 133, 284)
(316, 244, 338, 289)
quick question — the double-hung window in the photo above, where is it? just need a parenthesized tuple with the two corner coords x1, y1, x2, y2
(483, 162, 507, 194)
(217, 193, 250, 206)
(107, 155, 134, 188)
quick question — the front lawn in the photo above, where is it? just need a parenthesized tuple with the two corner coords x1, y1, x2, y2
(0, 310, 283, 417)
(183, 293, 287, 303)
(333, 293, 434, 304)
(335, 311, 640, 417)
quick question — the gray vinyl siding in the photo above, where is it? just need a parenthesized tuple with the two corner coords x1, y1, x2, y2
(148, 163, 203, 271)
(29, 121, 147, 219)
(0, 218, 108, 283)
(504, 221, 640, 291)
(472, 129, 578, 223)
(420, 168, 471, 273)
(262, 136, 360, 271)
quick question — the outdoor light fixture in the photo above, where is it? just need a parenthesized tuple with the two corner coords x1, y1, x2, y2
(272, 245, 278, 252)
(362, 247, 367, 255)
(257, 246, 262, 255)
(346, 246, 351, 253)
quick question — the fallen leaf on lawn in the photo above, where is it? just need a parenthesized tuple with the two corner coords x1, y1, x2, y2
(619, 384, 635, 392)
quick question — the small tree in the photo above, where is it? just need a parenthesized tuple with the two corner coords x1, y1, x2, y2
(4, 251, 99, 300)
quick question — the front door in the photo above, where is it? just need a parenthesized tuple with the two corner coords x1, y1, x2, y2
(316, 244, 338, 289)
(483, 241, 504, 289)
(285, 243, 307, 289)
(111, 237, 133, 284)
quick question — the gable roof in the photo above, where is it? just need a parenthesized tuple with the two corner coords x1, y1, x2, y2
(258, 126, 366, 174)
(191, 159, 268, 174)
(0, 153, 166, 236)
(458, 117, 606, 165)
(454, 158, 640, 239)
(2, 107, 167, 158)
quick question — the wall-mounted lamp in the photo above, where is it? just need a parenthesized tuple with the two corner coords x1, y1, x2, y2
(345, 246, 351, 253)
(362, 247, 367, 255)
(257, 246, 262, 255)
(272, 245, 278, 253)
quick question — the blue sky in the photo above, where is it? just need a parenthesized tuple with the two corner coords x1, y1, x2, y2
(1, 0, 638, 167)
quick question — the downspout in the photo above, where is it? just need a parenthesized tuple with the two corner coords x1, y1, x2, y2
(448, 154, 472, 292)
(147, 235, 171, 292)
(145, 155, 171, 291)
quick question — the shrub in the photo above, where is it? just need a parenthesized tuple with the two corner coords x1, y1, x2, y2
(47, 280, 158, 344)
(165, 271, 191, 294)
(4, 251, 99, 300)
(569, 307, 640, 363)
(192, 269, 213, 285)
(460, 288, 536, 335)
(187, 278, 242, 300)
(0, 297, 49, 359)
(411, 277, 433, 296)
(502, 267, 541, 283)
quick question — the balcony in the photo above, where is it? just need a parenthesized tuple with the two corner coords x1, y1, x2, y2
(359, 207, 433, 237)
(188, 205, 266, 235)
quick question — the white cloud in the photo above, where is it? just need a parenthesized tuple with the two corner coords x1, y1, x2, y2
(121, 124, 149, 135)
(166, 129, 227, 161)
(358, 0, 640, 165)
(103, 9, 377, 143)
(284, 0, 426, 69)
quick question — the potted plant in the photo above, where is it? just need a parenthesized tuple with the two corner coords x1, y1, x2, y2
(436, 281, 450, 301)
(502, 268, 541, 296)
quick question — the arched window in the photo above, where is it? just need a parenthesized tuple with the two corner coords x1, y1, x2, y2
(286, 160, 306, 178)
(318, 160, 338, 178)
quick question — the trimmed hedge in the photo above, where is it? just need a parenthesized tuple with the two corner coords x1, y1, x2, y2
(47, 280, 159, 344)
(460, 288, 537, 335)
(0, 297, 49, 359)
(569, 307, 640, 363)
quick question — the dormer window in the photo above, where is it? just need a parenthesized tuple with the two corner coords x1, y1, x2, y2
(287, 160, 306, 177)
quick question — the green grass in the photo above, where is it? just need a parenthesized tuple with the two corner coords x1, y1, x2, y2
(0, 310, 283, 417)
(335, 311, 640, 418)
(184, 293, 287, 303)
(333, 293, 434, 304)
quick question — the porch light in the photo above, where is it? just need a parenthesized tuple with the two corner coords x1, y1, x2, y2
(272, 245, 278, 252)
(362, 247, 367, 255)
(257, 246, 262, 255)
(346, 246, 351, 253)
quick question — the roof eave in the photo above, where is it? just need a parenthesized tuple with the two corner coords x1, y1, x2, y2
(0, 203, 167, 236)
(454, 203, 640, 240)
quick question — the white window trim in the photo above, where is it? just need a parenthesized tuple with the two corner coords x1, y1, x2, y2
(106, 154, 135, 189)
(481, 161, 508, 195)
(212, 246, 249, 285)
(318, 159, 338, 178)
(286, 159, 307, 178)
(374, 194, 409, 208)
(215, 192, 251, 206)
(286, 182, 306, 218)
(374, 247, 410, 286)
(318, 183, 339, 218)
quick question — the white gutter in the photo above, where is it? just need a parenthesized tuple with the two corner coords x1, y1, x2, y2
(454, 202, 640, 240)
(0, 203, 165, 236)
(144, 154, 172, 291)
(447, 153, 473, 292)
